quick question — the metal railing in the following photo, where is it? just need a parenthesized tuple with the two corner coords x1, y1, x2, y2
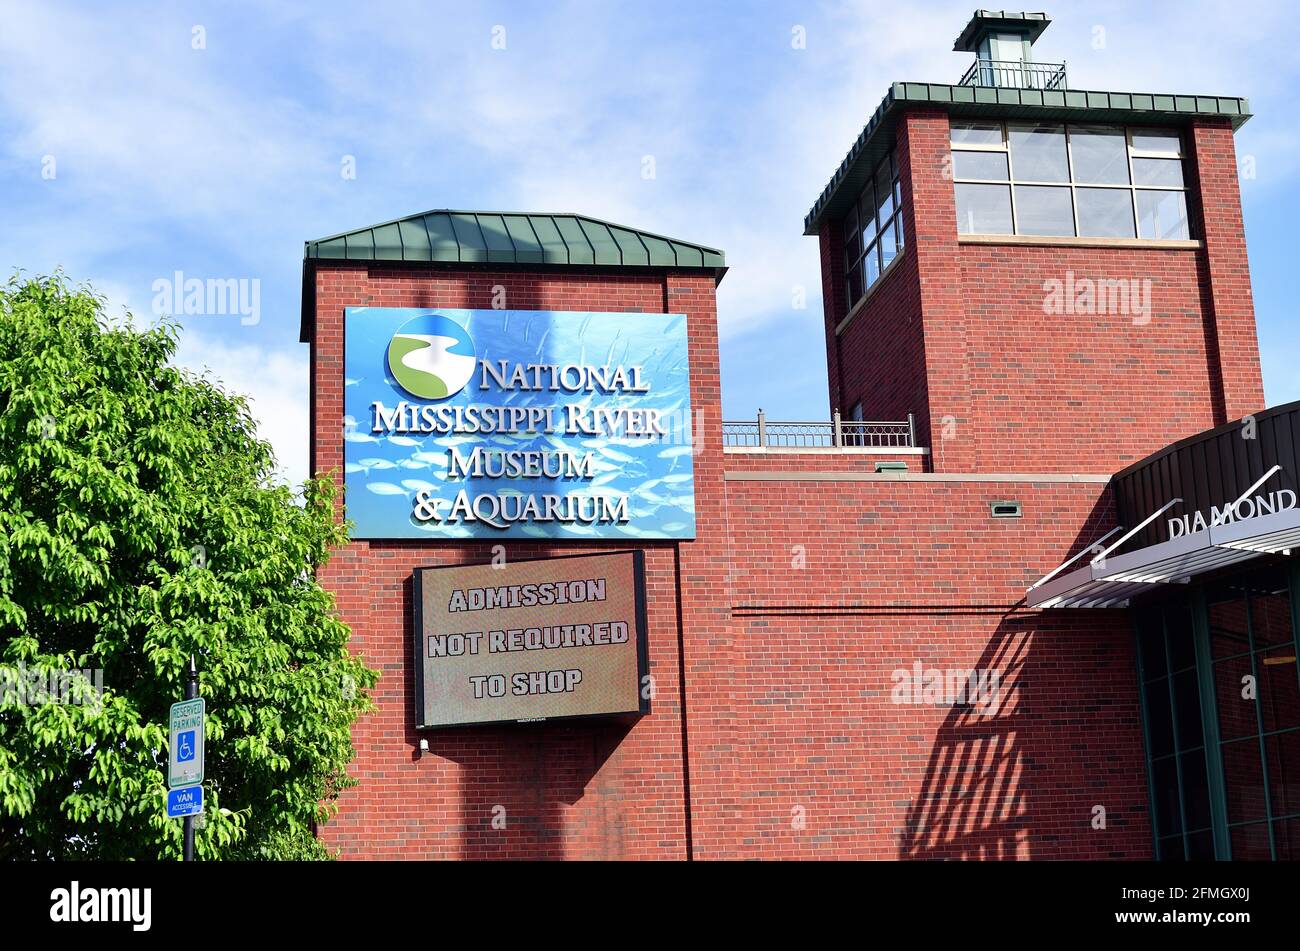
(722, 410, 916, 449)
(958, 58, 1067, 91)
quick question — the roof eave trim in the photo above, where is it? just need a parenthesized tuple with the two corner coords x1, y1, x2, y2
(803, 83, 1253, 235)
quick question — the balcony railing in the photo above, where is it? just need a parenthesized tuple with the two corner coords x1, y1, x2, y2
(958, 58, 1067, 91)
(722, 410, 917, 449)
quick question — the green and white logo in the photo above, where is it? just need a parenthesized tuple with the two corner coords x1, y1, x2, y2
(386, 313, 476, 400)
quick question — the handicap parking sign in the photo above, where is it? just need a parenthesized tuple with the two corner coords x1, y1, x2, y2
(168, 699, 205, 788)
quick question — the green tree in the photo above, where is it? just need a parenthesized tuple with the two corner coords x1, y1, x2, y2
(0, 274, 377, 859)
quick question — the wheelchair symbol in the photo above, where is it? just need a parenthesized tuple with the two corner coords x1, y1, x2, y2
(177, 730, 196, 763)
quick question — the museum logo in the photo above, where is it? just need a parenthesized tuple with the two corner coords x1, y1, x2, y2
(387, 313, 476, 400)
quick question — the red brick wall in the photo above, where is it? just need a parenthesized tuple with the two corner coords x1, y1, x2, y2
(818, 216, 849, 415)
(956, 242, 1221, 472)
(720, 475, 1153, 859)
(309, 258, 1161, 860)
(906, 110, 978, 471)
(819, 113, 933, 451)
(1189, 119, 1266, 422)
(819, 108, 1267, 475)
(311, 263, 713, 860)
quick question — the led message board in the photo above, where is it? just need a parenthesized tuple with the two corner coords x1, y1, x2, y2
(413, 551, 649, 728)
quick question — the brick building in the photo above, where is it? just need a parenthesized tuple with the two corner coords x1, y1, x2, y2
(301, 12, 1297, 860)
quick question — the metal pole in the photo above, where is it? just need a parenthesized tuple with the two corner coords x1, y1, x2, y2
(756, 409, 766, 449)
(907, 412, 916, 448)
(183, 655, 197, 862)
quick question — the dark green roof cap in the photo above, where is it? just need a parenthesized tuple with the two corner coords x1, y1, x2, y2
(301, 210, 725, 341)
(804, 82, 1252, 235)
(304, 209, 725, 271)
(954, 11, 1051, 52)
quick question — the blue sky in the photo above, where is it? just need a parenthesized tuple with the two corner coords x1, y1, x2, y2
(1, 0, 1297, 486)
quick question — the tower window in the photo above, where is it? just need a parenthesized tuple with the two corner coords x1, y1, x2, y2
(950, 121, 1191, 241)
(842, 149, 904, 309)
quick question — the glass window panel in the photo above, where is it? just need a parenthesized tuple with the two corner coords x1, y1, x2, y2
(952, 150, 1010, 180)
(889, 150, 898, 179)
(1229, 820, 1272, 860)
(1157, 834, 1187, 861)
(1137, 190, 1190, 240)
(1075, 187, 1135, 238)
(893, 179, 902, 210)
(880, 218, 899, 271)
(864, 243, 881, 288)
(860, 200, 878, 246)
(1152, 755, 1183, 838)
(950, 121, 1003, 147)
(1013, 185, 1074, 236)
(847, 264, 862, 305)
(1209, 582, 1252, 658)
(1136, 608, 1168, 679)
(1274, 818, 1300, 861)
(954, 183, 1013, 235)
(1186, 829, 1216, 860)
(1132, 128, 1183, 155)
(1222, 737, 1269, 824)
(1259, 647, 1300, 734)
(875, 163, 894, 221)
(1145, 678, 1175, 758)
(1167, 603, 1197, 672)
(844, 208, 861, 260)
(1180, 748, 1213, 831)
(1173, 668, 1205, 750)
(1248, 570, 1293, 649)
(1132, 157, 1185, 187)
(895, 214, 906, 251)
(1008, 123, 1069, 182)
(1069, 125, 1131, 185)
(1265, 729, 1300, 819)
(1215, 653, 1258, 741)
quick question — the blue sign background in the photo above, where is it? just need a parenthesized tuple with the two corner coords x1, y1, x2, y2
(343, 307, 695, 540)
(166, 785, 203, 818)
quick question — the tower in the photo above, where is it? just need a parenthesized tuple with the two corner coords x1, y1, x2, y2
(808, 10, 1262, 473)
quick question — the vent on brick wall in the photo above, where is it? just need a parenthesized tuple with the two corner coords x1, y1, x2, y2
(990, 500, 1023, 518)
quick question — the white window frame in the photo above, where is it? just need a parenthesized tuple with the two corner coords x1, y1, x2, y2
(949, 120, 1192, 241)
(843, 150, 904, 308)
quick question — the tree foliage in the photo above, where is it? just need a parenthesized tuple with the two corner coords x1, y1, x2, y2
(0, 274, 376, 859)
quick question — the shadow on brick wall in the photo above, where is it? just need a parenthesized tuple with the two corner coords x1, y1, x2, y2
(897, 501, 1151, 860)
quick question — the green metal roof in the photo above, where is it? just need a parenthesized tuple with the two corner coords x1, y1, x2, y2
(803, 82, 1252, 235)
(301, 210, 726, 341)
(304, 209, 725, 271)
(954, 10, 1051, 52)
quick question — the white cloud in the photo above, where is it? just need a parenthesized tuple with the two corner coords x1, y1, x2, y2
(171, 331, 309, 488)
(2, 0, 1298, 451)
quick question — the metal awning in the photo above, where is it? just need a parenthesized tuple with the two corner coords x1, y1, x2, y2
(1028, 506, 1300, 609)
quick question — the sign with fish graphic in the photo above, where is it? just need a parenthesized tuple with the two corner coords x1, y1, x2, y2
(343, 307, 695, 540)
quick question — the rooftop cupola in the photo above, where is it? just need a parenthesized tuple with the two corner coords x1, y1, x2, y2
(955, 10, 1065, 90)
